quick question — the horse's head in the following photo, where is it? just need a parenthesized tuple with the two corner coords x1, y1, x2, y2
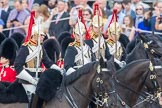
(143, 58, 162, 106)
(139, 34, 162, 58)
(90, 57, 118, 107)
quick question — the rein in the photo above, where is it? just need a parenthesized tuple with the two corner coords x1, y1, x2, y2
(72, 86, 105, 106)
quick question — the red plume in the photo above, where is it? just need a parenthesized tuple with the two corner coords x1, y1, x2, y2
(108, 9, 118, 28)
(25, 11, 35, 42)
(78, 9, 83, 22)
(73, 9, 90, 40)
(93, 3, 101, 16)
(94, 3, 99, 15)
(104, 9, 118, 38)
(80, 9, 90, 40)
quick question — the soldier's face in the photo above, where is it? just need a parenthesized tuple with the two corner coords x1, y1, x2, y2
(109, 32, 120, 42)
(32, 34, 45, 44)
(0, 57, 9, 65)
(93, 26, 103, 33)
(75, 33, 85, 42)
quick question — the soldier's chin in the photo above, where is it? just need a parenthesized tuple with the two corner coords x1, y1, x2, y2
(158, 97, 162, 105)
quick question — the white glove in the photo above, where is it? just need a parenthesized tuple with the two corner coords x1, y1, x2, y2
(16, 69, 38, 85)
(114, 58, 126, 68)
(66, 67, 76, 75)
(50, 64, 62, 71)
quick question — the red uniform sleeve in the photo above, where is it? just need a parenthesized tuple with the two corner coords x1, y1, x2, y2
(8, 68, 17, 83)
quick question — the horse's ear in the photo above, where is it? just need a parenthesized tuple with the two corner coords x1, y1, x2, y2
(138, 33, 147, 42)
(99, 56, 106, 68)
(106, 56, 116, 74)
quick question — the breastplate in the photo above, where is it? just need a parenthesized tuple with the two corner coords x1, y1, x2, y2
(107, 41, 123, 60)
(92, 36, 106, 60)
(74, 44, 92, 66)
(26, 45, 43, 68)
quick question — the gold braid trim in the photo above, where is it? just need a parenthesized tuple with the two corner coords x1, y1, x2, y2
(90, 31, 99, 39)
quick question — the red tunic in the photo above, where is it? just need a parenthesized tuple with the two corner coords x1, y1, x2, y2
(0, 66, 16, 83)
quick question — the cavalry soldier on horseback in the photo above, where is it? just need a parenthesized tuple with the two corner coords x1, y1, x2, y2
(85, 3, 111, 61)
(107, 22, 126, 61)
(14, 11, 62, 107)
(64, 9, 95, 75)
(106, 9, 127, 68)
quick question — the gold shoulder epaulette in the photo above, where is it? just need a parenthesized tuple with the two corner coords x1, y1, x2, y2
(22, 42, 29, 46)
(91, 31, 98, 39)
(69, 42, 75, 46)
(107, 39, 115, 46)
(69, 41, 81, 47)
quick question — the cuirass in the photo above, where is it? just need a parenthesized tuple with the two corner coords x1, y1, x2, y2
(74, 44, 92, 66)
(26, 45, 43, 68)
(107, 41, 123, 60)
(114, 46, 123, 60)
(92, 36, 106, 60)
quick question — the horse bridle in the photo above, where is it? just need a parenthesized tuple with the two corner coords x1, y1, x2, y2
(64, 65, 111, 108)
(148, 61, 162, 98)
(93, 65, 111, 107)
(142, 41, 162, 96)
(143, 40, 162, 58)
(104, 61, 162, 108)
(133, 61, 162, 107)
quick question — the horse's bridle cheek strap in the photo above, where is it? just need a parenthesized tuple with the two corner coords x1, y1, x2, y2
(149, 63, 162, 93)
(143, 42, 160, 58)
(95, 69, 109, 106)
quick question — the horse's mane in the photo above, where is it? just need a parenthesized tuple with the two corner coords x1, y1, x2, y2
(129, 42, 142, 55)
(65, 61, 97, 85)
(126, 42, 145, 63)
(126, 37, 141, 54)
(117, 59, 149, 75)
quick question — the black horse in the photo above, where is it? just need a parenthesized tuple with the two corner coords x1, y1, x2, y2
(133, 58, 162, 108)
(126, 34, 162, 64)
(105, 57, 162, 108)
(32, 61, 113, 108)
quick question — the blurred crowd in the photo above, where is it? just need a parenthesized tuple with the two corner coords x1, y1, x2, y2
(0, 0, 162, 41)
